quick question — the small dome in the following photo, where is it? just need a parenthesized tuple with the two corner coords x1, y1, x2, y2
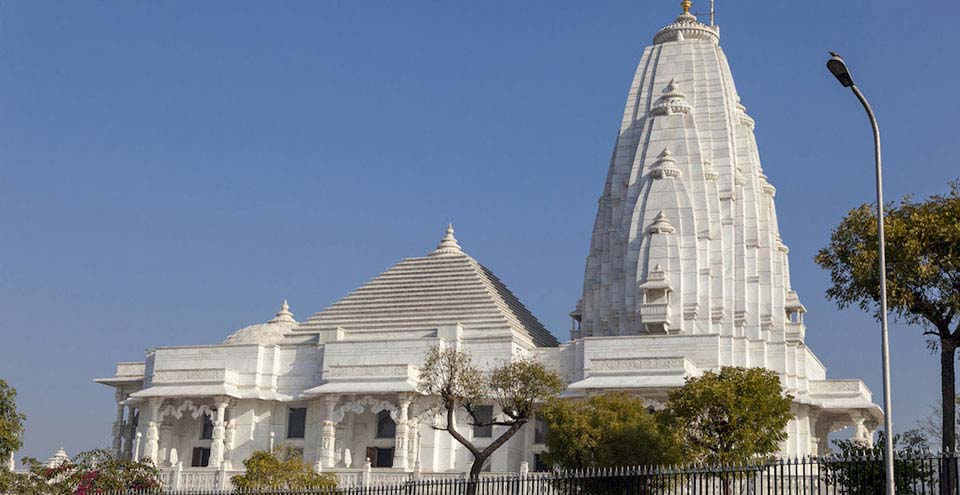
(222, 300, 298, 345)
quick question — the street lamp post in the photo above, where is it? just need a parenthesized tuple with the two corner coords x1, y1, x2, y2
(826, 51, 895, 495)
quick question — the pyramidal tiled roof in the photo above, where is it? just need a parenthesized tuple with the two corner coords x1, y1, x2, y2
(297, 225, 559, 347)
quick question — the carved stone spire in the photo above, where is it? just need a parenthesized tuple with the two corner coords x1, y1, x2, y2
(432, 223, 462, 255)
(269, 300, 295, 324)
(580, 6, 798, 342)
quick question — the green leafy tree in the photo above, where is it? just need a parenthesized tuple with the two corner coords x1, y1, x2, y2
(418, 346, 565, 481)
(0, 379, 26, 464)
(661, 367, 794, 464)
(815, 180, 960, 450)
(231, 445, 337, 491)
(824, 430, 932, 495)
(539, 392, 684, 470)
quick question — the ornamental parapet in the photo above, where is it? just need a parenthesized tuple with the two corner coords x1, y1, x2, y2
(326, 364, 414, 379)
(809, 379, 872, 401)
(153, 368, 238, 385)
(589, 356, 694, 374)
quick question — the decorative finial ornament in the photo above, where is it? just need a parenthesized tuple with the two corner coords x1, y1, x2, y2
(269, 299, 296, 324)
(650, 147, 682, 179)
(652, 79, 691, 116)
(648, 211, 676, 234)
(654, 0, 718, 45)
(433, 223, 463, 254)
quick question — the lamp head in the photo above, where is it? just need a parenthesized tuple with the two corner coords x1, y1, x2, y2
(827, 51, 854, 88)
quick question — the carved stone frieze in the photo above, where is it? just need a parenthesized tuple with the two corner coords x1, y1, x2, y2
(591, 357, 685, 372)
(327, 364, 409, 378)
(153, 369, 226, 383)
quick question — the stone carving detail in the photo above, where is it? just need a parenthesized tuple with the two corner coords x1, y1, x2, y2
(651, 79, 692, 116)
(327, 365, 408, 378)
(653, 11, 720, 45)
(153, 369, 225, 383)
(649, 148, 682, 179)
(591, 357, 685, 372)
(647, 211, 676, 235)
(702, 160, 719, 181)
(157, 399, 213, 422)
(331, 396, 398, 423)
(810, 380, 862, 393)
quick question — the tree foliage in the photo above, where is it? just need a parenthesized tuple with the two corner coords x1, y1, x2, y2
(815, 180, 960, 450)
(418, 346, 565, 480)
(4, 449, 160, 495)
(231, 445, 337, 491)
(539, 393, 684, 470)
(824, 430, 932, 495)
(0, 378, 26, 462)
(660, 367, 794, 464)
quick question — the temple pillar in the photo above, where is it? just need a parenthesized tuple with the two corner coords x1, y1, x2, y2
(158, 424, 173, 466)
(851, 413, 870, 447)
(224, 420, 236, 469)
(319, 395, 339, 469)
(121, 405, 137, 460)
(393, 395, 411, 470)
(864, 421, 878, 448)
(814, 419, 833, 456)
(133, 431, 142, 462)
(111, 390, 125, 458)
(209, 400, 229, 468)
(143, 398, 162, 462)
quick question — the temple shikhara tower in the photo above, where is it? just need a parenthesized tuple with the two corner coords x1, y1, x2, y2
(96, 4, 881, 488)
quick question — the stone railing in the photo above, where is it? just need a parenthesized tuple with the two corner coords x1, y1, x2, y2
(159, 465, 243, 491)
(160, 464, 537, 490)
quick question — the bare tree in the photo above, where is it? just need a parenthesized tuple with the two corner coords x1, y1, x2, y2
(417, 346, 564, 480)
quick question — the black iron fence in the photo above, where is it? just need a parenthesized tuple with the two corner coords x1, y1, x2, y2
(104, 452, 960, 495)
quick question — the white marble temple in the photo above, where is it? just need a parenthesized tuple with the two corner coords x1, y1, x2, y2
(96, 6, 881, 486)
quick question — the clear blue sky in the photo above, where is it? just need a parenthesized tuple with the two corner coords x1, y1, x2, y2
(0, 0, 956, 462)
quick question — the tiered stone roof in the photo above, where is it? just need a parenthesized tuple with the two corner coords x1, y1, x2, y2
(297, 225, 558, 347)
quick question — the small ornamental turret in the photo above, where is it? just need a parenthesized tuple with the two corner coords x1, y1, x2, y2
(647, 211, 676, 234)
(432, 223, 463, 255)
(649, 147, 682, 179)
(734, 166, 747, 186)
(702, 159, 719, 181)
(759, 172, 777, 197)
(651, 79, 692, 116)
(268, 299, 296, 324)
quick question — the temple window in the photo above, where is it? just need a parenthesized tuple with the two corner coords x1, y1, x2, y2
(366, 446, 394, 468)
(473, 405, 493, 438)
(534, 453, 549, 472)
(286, 407, 307, 439)
(191, 447, 210, 467)
(375, 410, 396, 439)
(199, 413, 213, 440)
(533, 414, 548, 444)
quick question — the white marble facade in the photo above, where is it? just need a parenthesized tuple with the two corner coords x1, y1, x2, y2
(96, 6, 882, 483)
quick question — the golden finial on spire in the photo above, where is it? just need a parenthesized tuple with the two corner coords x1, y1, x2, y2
(681, 0, 692, 14)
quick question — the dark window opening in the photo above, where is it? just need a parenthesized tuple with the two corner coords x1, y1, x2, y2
(366, 447, 394, 468)
(376, 410, 396, 439)
(199, 414, 214, 440)
(191, 447, 211, 467)
(287, 407, 307, 439)
(533, 453, 548, 472)
(473, 405, 493, 438)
